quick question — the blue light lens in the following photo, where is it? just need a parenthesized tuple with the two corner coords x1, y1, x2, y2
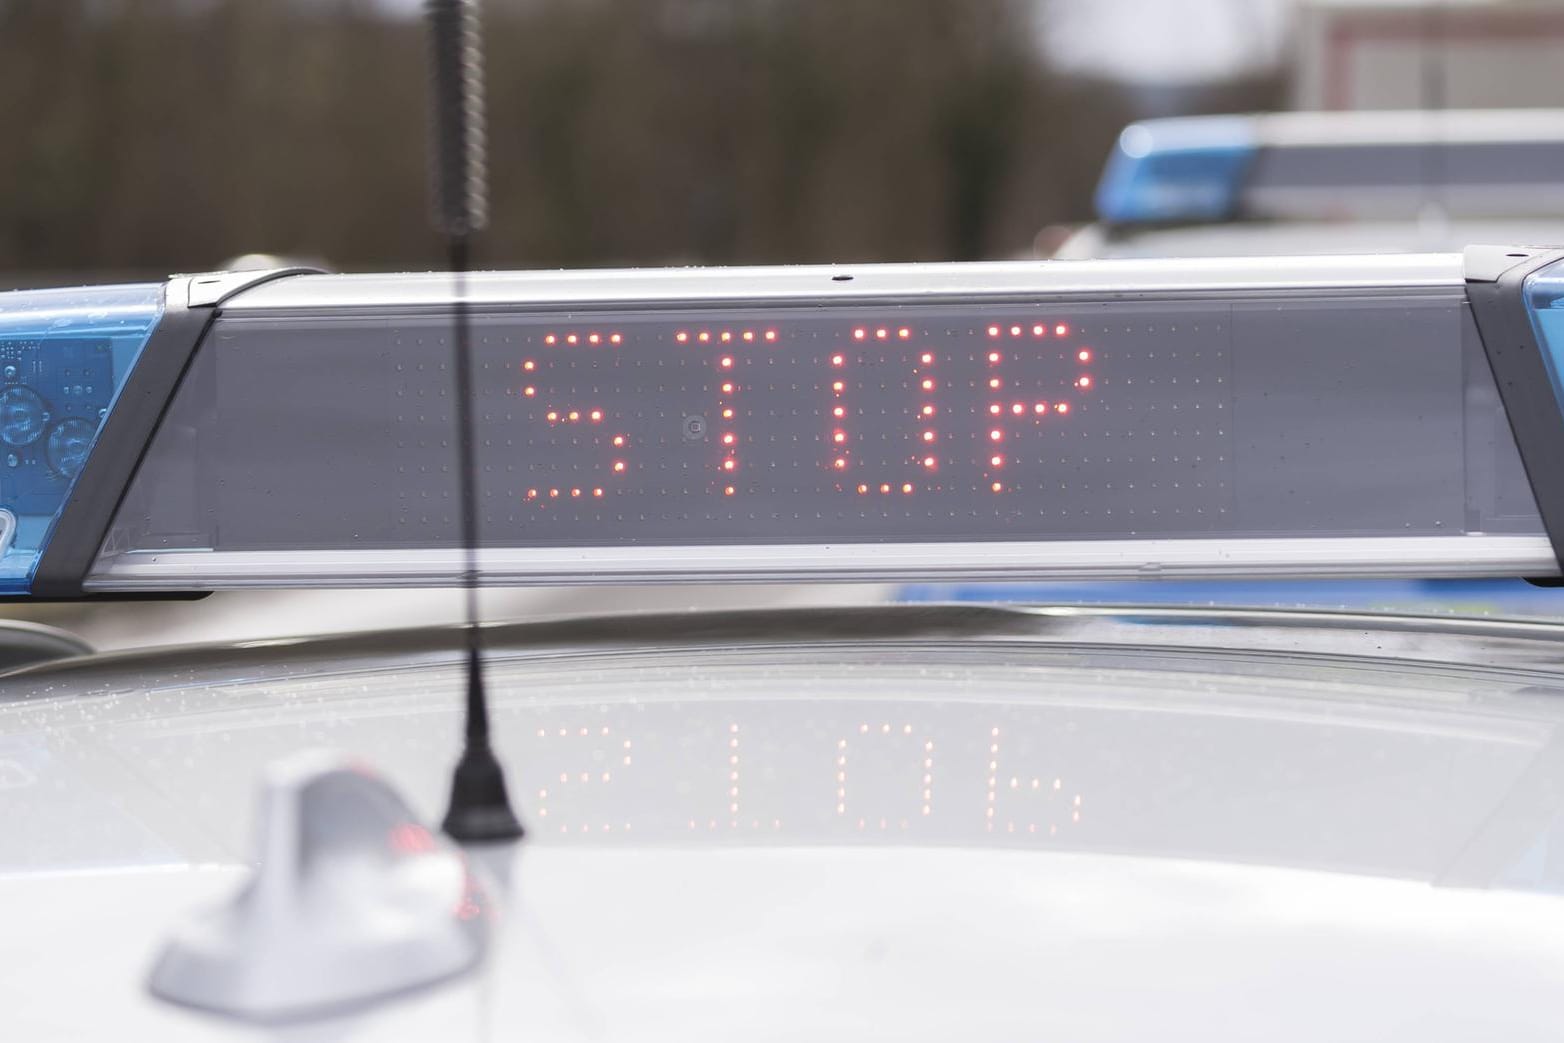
(1094, 117, 1257, 225)
(0, 283, 163, 593)
(1525, 259, 1564, 416)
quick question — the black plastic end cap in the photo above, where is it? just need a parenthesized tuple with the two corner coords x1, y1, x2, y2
(441, 743, 525, 843)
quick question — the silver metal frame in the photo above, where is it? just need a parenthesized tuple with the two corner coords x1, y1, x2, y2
(85, 535, 1558, 589)
(81, 254, 1543, 589)
(220, 253, 1466, 312)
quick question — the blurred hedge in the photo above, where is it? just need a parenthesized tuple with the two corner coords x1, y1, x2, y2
(0, 0, 1277, 274)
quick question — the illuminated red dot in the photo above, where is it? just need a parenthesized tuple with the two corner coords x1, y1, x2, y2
(722, 408, 734, 419)
(1035, 402, 1048, 414)
(833, 458, 847, 470)
(857, 484, 868, 494)
(832, 381, 845, 393)
(588, 333, 601, 345)
(722, 433, 736, 445)
(922, 430, 936, 442)
(546, 411, 558, 422)
(523, 360, 535, 371)
(613, 461, 627, 473)
(526, 489, 538, 499)
(571, 488, 582, 497)
(987, 325, 1000, 338)
(742, 331, 755, 342)
(990, 455, 1004, 467)
(991, 481, 1003, 492)
(764, 330, 778, 342)
(720, 356, 734, 368)
(922, 456, 937, 469)
(880, 484, 892, 494)
(989, 429, 1003, 441)
(568, 410, 580, 422)
(612, 435, 626, 447)
(676, 332, 689, 343)
(1056, 402, 1070, 414)
(898, 328, 911, 339)
(921, 405, 935, 416)
(545, 334, 558, 345)
(610, 333, 623, 345)
(920, 352, 934, 365)
(921, 379, 935, 391)
(832, 405, 845, 418)
(524, 387, 537, 397)
(1077, 348, 1092, 363)
(1033, 324, 1045, 336)
(721, 382, 735, 394)
(567, 334, 579, 345)
(853, 328, 867, 341)
(901, 483, 913, 494)
(1055, 324, 1069, 337)
(724, 485, 735, 496)
(989, 378, 1002, 389)
(875, 328, 888, 340)
(723, 458, 737, 472)
(831, 354, 845, 367)
(698, 332, 711, 342)
(987, 351, 1001, 364)
(593, 487, 604, 497)
(988, 404, 1002, 415)
(1011, 403, 1024, 415)
(1076, 375, 1092, 389)
(589, 410, 602, 422)
(832, 430, 846, 444)
(1010, 325, 1022, 337)
(549, 488, 560, 498)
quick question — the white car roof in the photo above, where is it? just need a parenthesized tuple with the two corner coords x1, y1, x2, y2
(8, 606, 1564, 1039)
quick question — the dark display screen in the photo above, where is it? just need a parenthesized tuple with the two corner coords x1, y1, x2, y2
(113, 293, 1543, 553)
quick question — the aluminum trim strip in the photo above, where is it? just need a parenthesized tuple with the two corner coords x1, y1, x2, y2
(218, 255, 1466, 312)
(85, 535, 1558, 589)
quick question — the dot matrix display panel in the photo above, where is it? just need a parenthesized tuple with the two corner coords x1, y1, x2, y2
(110, 291, 1537, 553)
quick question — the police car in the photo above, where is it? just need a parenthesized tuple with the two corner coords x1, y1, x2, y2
(1051, 109, 1564, 259)
(4, 246, 1564, 1038)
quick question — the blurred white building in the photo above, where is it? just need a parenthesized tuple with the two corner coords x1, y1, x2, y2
(1295, 1, 1564, 109)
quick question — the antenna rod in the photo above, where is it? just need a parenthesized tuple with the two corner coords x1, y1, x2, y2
(427, 0, 523, 843)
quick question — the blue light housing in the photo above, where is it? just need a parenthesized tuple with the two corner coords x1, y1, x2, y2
(1525, 258, 1564, 412)
(1094, 116, 1257, 225)
(0, 283, 163, 593)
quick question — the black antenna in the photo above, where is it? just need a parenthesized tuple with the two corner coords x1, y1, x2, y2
(427, 0, 523, 843)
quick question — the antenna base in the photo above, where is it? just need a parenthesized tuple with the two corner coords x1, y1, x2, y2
(442, 742, 525, 843)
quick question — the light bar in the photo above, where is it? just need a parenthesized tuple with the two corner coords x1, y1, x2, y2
(1097, 111, 1564, 226)
(0, 252, 1524, 594)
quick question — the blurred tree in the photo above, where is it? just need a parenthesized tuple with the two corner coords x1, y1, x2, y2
(0, 0, 1281, 279)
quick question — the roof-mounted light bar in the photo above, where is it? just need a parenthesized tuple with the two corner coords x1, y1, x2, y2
(0, 253, 1521, 595)
(1096, 110, 1564, 226)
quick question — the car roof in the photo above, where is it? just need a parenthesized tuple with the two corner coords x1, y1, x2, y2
(10, 604, 1564, 1039)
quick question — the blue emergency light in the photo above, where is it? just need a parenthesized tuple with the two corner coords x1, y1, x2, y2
(1094, 118, 1255, 224)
